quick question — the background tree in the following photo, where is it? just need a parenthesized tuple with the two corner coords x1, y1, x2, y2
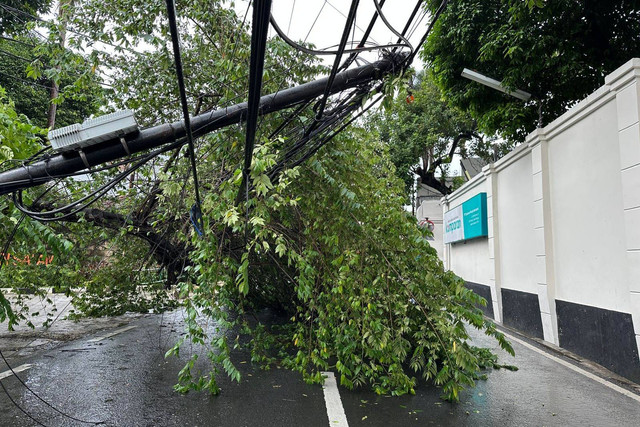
(372, 72, 493, 197)
(0, 37, 102, 128)
(0, 0, 51, 35)
(422, 0, 640, 141)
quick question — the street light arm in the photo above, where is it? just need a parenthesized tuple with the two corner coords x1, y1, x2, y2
(461, 68, 532, 101)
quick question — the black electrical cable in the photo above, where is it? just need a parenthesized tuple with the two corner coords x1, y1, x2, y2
(338, 0, 386, 71)
(0, 2, 146, 57)
(392, 0, 423, 53)
(265, 86, 375, 184)
(0, 376, 46, 426)
(0, 47, 32, 62)
(269, 14, 406, 56)
(236, 0, 273, 206)
(372, 0, 413, 53)
(314, 0, 360, 123)
(0, 35, 34, 47)
(0, 146, 51, 170)
(0, 191, 103, 425)
(0, 152, 154, 189)
(267, 99, 314, 140)
(13, 139, 185, 222)
(0, 3, 49, 43)
(165, 0, 203, 225)
(0, 213, 48, 427)
(406, 8, 429, 41)
(402, 0, 449, 69)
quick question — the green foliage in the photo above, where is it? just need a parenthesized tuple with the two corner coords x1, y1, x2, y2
(0, 37, 103, 129)
(422, 0, 640, 141)
(70, 254, 177, 318)
(0, 0, 515, 403)
(370, 72, 492, 197)
(164, 129, 514, 401)
(0, 86, 50, 328)
(0, 0, 51, 35)
(0, 85, 45, 161)
(0, 261, 82, 293)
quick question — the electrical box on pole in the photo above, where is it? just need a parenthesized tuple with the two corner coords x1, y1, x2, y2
(48, 110, 139, 152)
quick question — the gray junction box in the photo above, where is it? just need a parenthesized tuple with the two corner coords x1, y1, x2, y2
(48, 110, 138, 153)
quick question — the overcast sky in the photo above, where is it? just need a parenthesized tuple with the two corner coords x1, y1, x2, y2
(236, 0, 429, 69)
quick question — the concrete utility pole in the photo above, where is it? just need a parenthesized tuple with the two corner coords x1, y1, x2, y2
(0, 54, 403, 195)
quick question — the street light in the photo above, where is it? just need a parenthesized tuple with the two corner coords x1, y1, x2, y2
(461, 68, 531, 101)
(461, 68, 543, 128)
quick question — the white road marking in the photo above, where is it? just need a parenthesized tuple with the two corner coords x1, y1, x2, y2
(502, 330, 640, 403)
(0, 364, 32, 380)
(87, 325, 137, 343)
(321, 371, 349, 426)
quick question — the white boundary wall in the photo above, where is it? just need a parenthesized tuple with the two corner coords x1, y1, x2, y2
(441, 59, 640, 381)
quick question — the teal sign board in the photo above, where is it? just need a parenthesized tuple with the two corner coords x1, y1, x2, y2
(444, 193, 488, 244)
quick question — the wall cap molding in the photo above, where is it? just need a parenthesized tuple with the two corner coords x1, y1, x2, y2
(446, 58, 639, 203)
(605, 58, 640, 91)
(444, 172, 487, 206)
(526, 128, 548, 148)
(494, 142, 531, 172)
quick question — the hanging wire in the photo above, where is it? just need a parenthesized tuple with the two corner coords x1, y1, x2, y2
(303, 0, 326, 43)
(324, 0, 378, 44)
(372, 0, 413, 53)
(164, 0, 204, 236)
(0, 188, 104, 426)
(237, 0, 273, 218)
(403, 0, 449, 69)
(313, 0, 360, 122)
(0, 4, 445, 425)
(269, 15, 406, 56)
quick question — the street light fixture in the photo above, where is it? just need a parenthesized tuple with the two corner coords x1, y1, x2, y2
(461, 68, 531, 101)
(462, 67, 543, 128)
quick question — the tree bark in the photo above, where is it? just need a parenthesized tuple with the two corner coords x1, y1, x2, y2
(33, 201, 188, 286)
(413, 131, 480, 196)
(46, 0, 72, 129)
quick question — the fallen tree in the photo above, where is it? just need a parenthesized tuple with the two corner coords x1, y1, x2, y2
(0, 0, 514, 401)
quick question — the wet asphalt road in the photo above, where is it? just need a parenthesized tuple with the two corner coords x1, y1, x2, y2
(1, 311, 640, 427)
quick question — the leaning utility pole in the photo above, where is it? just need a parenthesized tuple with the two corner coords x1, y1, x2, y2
(0, 54, 403, 196)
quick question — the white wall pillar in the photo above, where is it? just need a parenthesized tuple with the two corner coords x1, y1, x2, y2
(482, 165, 503, 323)
(527, 129, 559, 344)
(607, 58, 640, 358)
(440, 196, 450, 271)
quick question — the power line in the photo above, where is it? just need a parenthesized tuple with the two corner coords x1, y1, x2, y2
(0, 70, 53, 90)
(304, 0, 326, 43)
(0, 55, 401, 195)
(165, 0, 203, 235)
(0, 35, 34, 47)
(314, 0, 360, 122)
(339, 0, 386, 71)
(237, 0, 272, 206)
(0, 47, 31, 62)
(403, 0, 449, 69)
(324, 0, 378, 44)
(373, 0, 413, 53)
(269, 14, 406, 56)
(0, 190, 103, 425)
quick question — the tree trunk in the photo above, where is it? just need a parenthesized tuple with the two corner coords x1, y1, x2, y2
(46, 0, 72, 129)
